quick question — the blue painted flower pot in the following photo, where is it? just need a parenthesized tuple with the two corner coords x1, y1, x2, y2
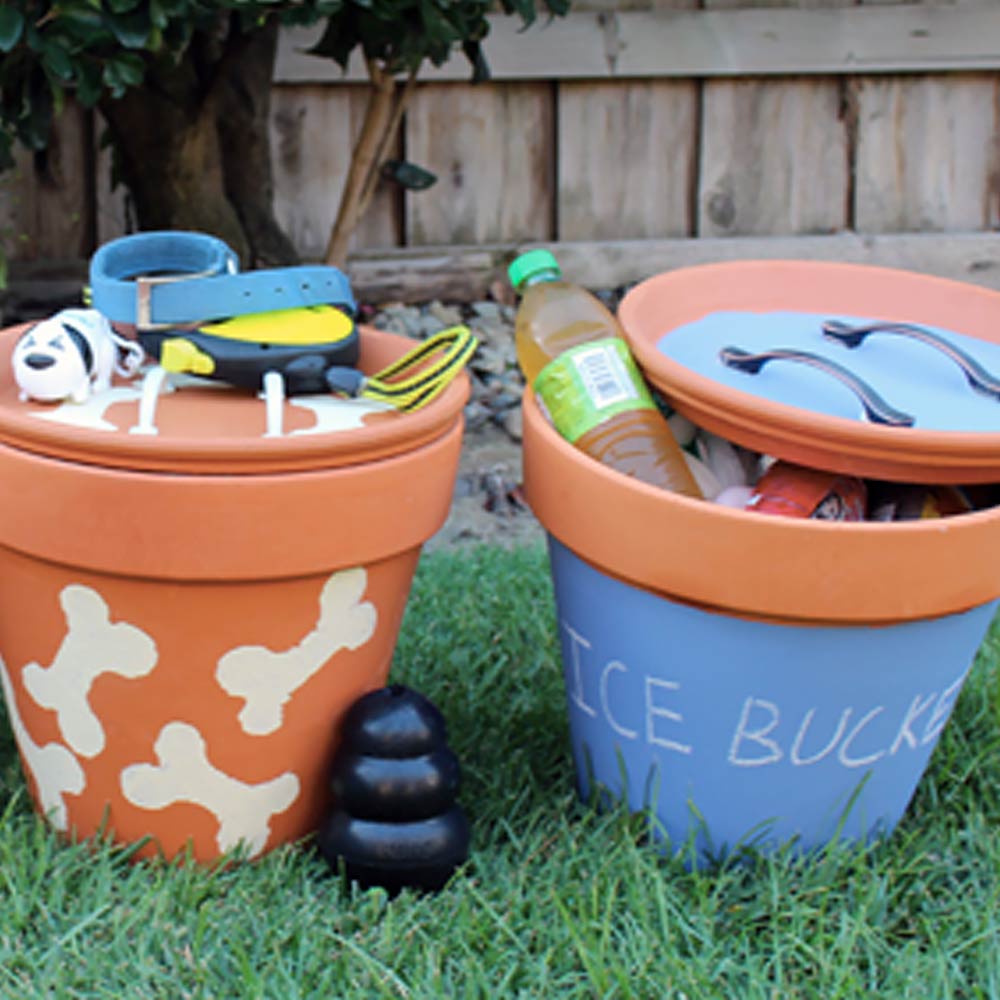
(549, 536, 996, 858)
(523, 386, 1000, 861)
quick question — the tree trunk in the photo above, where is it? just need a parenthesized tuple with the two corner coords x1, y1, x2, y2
(215, 19, 299, 267)
(98, 15, 297, 267)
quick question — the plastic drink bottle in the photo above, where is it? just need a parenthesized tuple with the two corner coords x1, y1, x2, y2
(509, 249, 702, 498)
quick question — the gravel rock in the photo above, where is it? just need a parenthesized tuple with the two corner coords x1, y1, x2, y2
(501, 406, 523, 442)
(462, 399, 493, 433)
(427, 301, 464, 328)
(369, 288, 628, 450)
(369, 297, 532, 448)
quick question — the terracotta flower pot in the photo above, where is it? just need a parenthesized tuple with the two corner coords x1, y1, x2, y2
(0, 323, 467, 863)
(524, 262, 1000, 860)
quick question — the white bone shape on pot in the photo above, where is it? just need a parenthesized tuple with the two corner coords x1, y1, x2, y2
(216, 568, 377, 736)
(0, 653, 85, 831)
(33, 383, 152, 432)
(21, 585, 158, 758)
(286, 395, 393, 436)
(119, 722, 300, 858)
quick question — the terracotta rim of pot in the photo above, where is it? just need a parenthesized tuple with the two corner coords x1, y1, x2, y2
(0, 323, 468, 474)
(0, 416, 464, 581)
(522, 387, 1000, 624)
(618, 260, 1000, 484)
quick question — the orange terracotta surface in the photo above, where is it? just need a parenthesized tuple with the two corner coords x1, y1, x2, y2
(0, 550, 418, 862)
(522, 387, 1000, 624)
(0, 322, 468, 862)
(0, 419, 463, 580)
(0, 323, 467, 473)
(618, 261, 1000, 483)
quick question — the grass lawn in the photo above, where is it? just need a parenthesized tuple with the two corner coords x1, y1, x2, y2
(1, 543, 999, 998)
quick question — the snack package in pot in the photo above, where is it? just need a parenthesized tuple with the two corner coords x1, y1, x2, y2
(744, 461, 867, 521)
(867, 482, 974, 521)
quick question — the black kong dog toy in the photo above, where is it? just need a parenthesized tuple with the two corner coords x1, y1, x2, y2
(318, 685, 470, 894)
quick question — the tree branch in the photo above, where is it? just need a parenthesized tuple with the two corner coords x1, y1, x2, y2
(323, 57, 397, 269)
(354, 68, 417, 224)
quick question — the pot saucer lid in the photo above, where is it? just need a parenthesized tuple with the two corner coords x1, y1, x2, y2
(618, 260, 1000, 484)
(0, 323, 468, 474)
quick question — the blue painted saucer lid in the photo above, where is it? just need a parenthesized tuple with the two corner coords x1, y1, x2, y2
(618, 260, 1000, 483)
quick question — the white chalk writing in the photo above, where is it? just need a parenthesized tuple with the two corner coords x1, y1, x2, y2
(838, 707, 887, 768)
(890, 692, 938, 755)
(728, 698, 782, 766)
(790, 707, 850, 766)
(728, 671, 968, 769)
(601, 661, 637, 739)
(563, 622, 598, 719)
(646, 678, 692, 756)
(561, 615, 970, 772)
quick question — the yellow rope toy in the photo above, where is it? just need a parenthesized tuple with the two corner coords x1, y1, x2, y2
(345, 325, 479, 412)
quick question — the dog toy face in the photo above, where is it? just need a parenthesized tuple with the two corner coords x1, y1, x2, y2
(12, 308, 140, 404)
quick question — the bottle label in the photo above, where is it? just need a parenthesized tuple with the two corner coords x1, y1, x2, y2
(532, 338, 658, 443)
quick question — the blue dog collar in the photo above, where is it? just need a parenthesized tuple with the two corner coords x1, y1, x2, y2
(89, 231, 356, 328)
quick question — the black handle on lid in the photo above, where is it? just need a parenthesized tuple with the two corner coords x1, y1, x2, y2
(719, 346, 915, 427)
(822, 319, 1000, 401)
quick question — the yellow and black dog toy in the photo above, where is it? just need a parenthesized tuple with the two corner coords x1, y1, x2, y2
(137, 304, 477, 420)
(138, 304, 360, 396)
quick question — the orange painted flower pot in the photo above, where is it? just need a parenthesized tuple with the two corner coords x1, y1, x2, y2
(0, 323, 468, 863)
(524, 261, 1000, 860)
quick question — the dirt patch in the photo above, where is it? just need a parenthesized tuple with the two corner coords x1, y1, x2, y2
(425, 423, 544, 552)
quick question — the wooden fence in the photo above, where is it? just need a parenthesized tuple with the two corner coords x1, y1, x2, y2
(3, 0, 1000, 301)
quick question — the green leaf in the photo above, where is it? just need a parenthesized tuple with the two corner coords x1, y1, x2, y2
(419, 0, 455, 44)
(148, 0, 170, 30)
(154, 0, 193, 15)
(75, 58, 104, 106)
(462, 40, 489, 83)
(499, 0, 538, 28)
(51, 7, 108, 46)
(306, 15, 356, 69)
(102, 51, 145, 95)
(24, 18, 43, 52)
(0, 8, 24, 52)
(16, 87, 53, 151)
(42, 44, 74, 82)
(382, 159, 437, 191)
(0, 130, 15, 174)
(106, 9, 153, 49)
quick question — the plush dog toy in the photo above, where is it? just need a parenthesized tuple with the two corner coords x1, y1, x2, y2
(12, 308, 145, 403)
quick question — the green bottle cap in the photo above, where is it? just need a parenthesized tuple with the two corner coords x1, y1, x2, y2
(508, 249, 561, 290)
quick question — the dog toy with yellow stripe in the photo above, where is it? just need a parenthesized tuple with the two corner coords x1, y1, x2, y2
(138, 304, 360, 395)
(132, 305, 477, 436)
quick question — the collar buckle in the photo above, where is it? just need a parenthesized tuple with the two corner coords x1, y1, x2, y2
(134, 267, 226, 330)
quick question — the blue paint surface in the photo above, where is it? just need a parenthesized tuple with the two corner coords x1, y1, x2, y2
(547, 537, 998, 862)
(655, 311, 1000, 431)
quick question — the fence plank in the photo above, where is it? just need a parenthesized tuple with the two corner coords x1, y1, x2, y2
(699, 0, 851, 238)
(853, 73, 1000, 232)
(404, 82, 553, 247)
(342, 230, 1000, 302)
(7, 231, 1000, 311)
(0, 101, 92, 263)
(276, 7, 1000, 83)
(853, 0, 1000, 232)
(556, 0, 698, 242)
(556, 79, 699, 241)
(94, 115, 129, 247)
(5, 2, 1000, 270)
(270, 83, 401, 260)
